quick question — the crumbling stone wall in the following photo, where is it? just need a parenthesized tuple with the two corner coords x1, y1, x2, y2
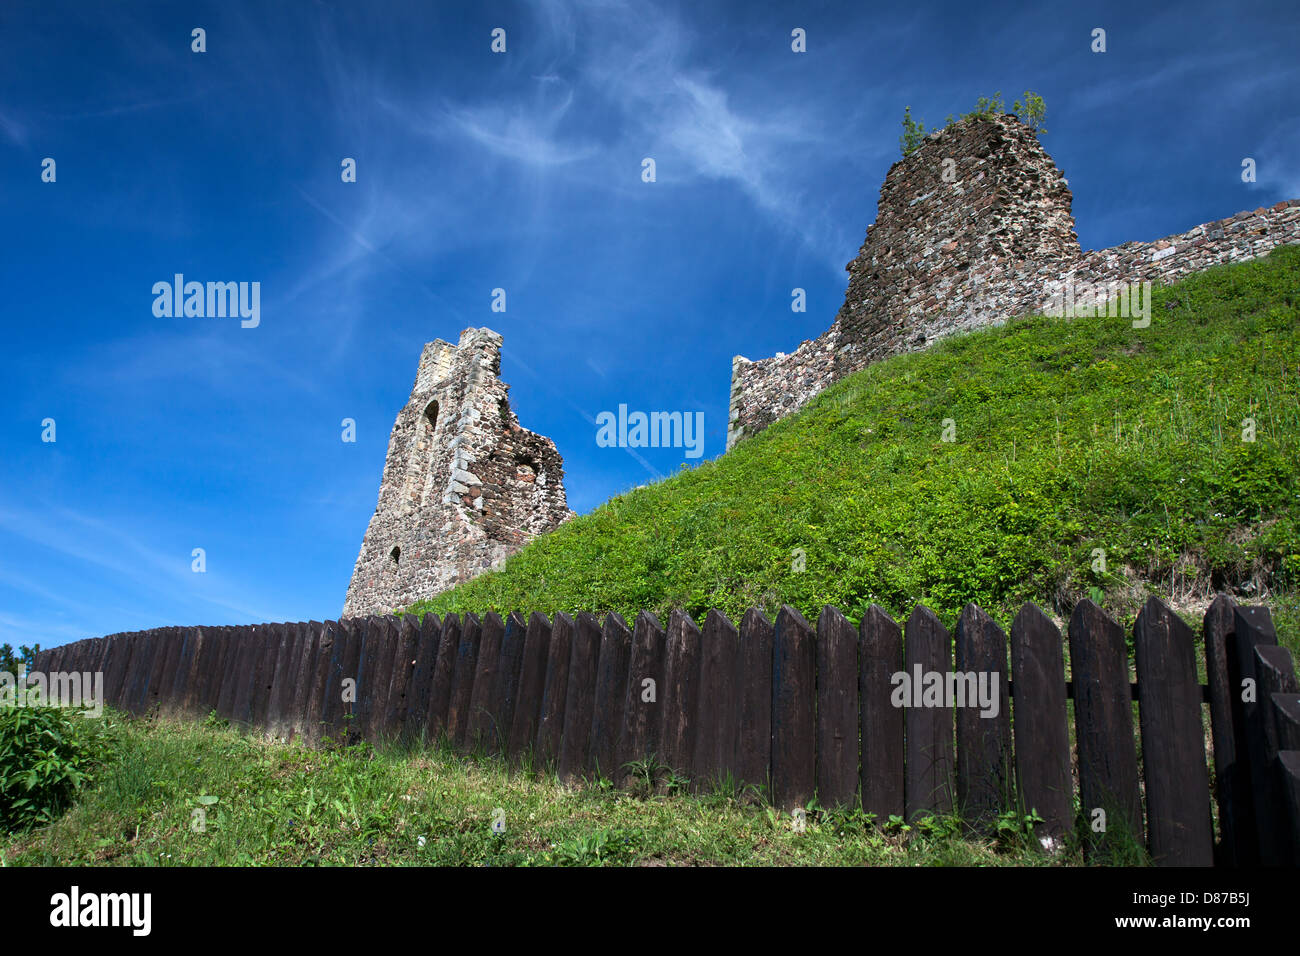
(727, 113, 1300, 449)
(343, 328, 573, 616)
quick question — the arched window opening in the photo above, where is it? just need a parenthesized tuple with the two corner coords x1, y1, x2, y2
(401, 399, 441, 510)
(390, 546, 401, 565)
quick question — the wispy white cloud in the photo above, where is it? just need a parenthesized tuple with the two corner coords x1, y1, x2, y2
(0, 504, 280, 625)
(444, 87, 600, 167)
(0, 110, 28, 146)
(0, 611, 102, 648)
(370, 0, 856, 270)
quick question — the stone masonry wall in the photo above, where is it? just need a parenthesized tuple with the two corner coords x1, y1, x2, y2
(343, 328, 573, 616)
(727, 113, 1300, 449)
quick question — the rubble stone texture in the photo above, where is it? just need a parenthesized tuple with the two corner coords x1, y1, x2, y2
(727, 113, 1300, 449)
(343, 328, 572, 617)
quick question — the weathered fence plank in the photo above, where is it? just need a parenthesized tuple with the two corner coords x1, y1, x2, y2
(371, 618, 404, 740)
(383, 615, 421, 737)
(954, 603, 1012, 832)
(659, 610, 702, 786)
(860, 605, 904, 821)
(147, 628, 183, 715)
(179, 629, 212, 716)
(1202, 593, 1246, 866)
(129, 629, 159, 714)
(1256, 646, 1299, 708)
(334, 619, 365, 743)
(302, 622, 338, 744)
(266, 623, 303, 739)
(1256, 644, 1299, 867)
(280, 622, 314, 738)
(816, 606, 858, 809)
(111, 629, 141, 714)
(534, 612, 574, 768)
(693, 609, 740, 793)
(215, 628, 250, 721)
(170, 628, 196, 715)
(1230, 605, 1285, 865)
(617, 611, 666, 788)
(1134, 597, 1214, 866)
(736, 608, 774, 799)
(904, 606, 954, 820)
(350, 619, 381, 740)
(1279, 751, 1300, 866)
(490, 612, 529, 753)
(209, 628, 241, 718)
(104, 633, 134, 711)
(1274, 693, 1300, 751)
(405, 613, 441, 743)
(508, 612, 553, 763)
(588, 613, 632, 780)
(446, 614, 483, 749)
(426, 613, 460, 739)
(254, 623, 285, 731)
(466, 612, 502, 751)
(127, 630, 161, 716)
(246, 624, 278, 731)
(287, 622, 324, 742)
(558, 612, 602, 782)
(1069, 599, 1143, 855)
(772, 605, 816, 812)
(1009, 602, 1072, 847)
(228, 625, 262, 729)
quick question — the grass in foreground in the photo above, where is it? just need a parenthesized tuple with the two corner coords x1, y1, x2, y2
(1, 711, 1103, 867)
(410, 247, 1300, 657)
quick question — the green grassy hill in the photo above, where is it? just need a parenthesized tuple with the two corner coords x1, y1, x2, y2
(0, 713, 1075, 866)
(411, 246, 1300, 646)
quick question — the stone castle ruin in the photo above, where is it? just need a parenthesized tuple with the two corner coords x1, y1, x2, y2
(343, 328, 572, 617)
(727, 113, 1300, 448)
(345, 116, 1298, 615)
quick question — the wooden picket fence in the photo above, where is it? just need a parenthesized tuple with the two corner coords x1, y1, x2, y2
(31, 593, 1300, 866)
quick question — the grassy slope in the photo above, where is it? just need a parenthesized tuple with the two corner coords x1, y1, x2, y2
(410, 247, 1300, 650)
(0, 713, 1077, 866)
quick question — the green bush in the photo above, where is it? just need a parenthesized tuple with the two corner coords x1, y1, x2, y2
(0, 694, 114, 833)
(899, 105, 928, 157)
(1013, 91, 1047, 132)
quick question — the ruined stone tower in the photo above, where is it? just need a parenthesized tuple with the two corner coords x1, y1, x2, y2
(343, 328, 572, 617)
(726, 112, 1299, 447)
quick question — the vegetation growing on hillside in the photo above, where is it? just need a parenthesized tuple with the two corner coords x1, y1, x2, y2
(409, 247, 1300, 649)
(0, 714, 1081, 866)
(0, 689, 115, 833)
(900, 90, 1047, 156)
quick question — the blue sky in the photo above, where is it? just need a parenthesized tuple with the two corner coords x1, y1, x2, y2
(2, 0, 1297, 648)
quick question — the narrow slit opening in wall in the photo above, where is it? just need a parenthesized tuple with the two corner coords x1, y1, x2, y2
(514, 454, 540, 485)
(423, 400, 438, 432)
(390, 546, 400, 565)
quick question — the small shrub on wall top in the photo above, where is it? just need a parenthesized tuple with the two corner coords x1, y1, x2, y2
(899, 90, 1047, 157)
(899, 106, 928, 157)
